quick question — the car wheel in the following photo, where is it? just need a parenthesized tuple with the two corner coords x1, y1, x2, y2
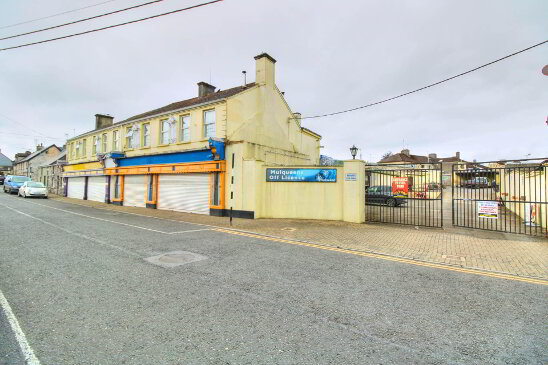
(387, 198, 396, 207)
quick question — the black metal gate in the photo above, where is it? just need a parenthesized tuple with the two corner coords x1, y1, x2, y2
(452, 159, 547, 237)
(365, 163, 443, 228)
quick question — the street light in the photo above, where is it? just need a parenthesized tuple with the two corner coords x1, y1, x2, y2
(350, 145, 358, 160)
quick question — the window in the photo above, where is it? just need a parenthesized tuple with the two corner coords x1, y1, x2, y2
(75, 142, 80, 157)
(211, 172, 220, 206)
(160, 119, 176, 145)
(82, 139, 87, 157)
(113, 130, 120, 151)
(142, 123, 150, 147)
(92, 136, 97, 155)
(147, 175, 153, 201)
(180, 115, 190, 142)
(126, 127, 133, 149)
(204, 109, 216, 138)
(70, 143, 75, 158)
(102, 134, 107, 153)
(114, 176, 120, 199)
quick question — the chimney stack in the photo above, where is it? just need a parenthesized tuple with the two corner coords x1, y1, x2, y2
(198, 82, 216, 97)
(36, 143, 43, 151)
(456, 151, 460, 159)
(95, 114, 114, 130)
(254, 52, 276, 87)
(401, 149, 410, 156)
(428, 153, 437, 160)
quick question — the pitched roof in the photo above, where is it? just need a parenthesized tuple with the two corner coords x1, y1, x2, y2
(379, 153, 430, 164)
(379, 151, 467, 164)
(0, 151, 12, 167)
(19, 144, 59, 163)
(40, 150, 67, 167)
(120, 83, 256, 124)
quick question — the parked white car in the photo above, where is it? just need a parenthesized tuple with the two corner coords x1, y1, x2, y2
(18, 181, 48, 198)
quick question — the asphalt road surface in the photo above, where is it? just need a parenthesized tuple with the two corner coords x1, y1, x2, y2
(0, 192, 546, 365)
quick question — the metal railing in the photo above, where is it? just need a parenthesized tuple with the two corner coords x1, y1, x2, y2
(365, 163, 443, 228)
(452, 158, 547, 237)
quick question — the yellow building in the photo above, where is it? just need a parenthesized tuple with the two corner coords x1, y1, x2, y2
(64, 53, 321, 218)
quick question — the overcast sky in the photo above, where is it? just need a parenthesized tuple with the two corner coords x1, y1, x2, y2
(0, 0, 547, 162)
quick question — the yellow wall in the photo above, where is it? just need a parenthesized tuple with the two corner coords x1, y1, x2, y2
(235, 160, 365, 223)
(498, 167, 547, 229)
(66, 102, 226, 165)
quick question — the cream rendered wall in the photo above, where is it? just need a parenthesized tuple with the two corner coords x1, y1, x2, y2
(67, 102, 227, 165)
(225, 85, 320, 164)
(256, 165, 344, 220)
(249, 161, 366, 223)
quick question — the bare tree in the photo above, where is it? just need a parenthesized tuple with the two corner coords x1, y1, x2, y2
(381, 151, 393, 160)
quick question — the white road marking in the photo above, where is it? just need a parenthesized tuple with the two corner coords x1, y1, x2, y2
(168, 228, 212, 234)
(0, 203, 141, 257)
(38, 198, 212, 228)
(0, 290, 41, 365)
(15, 200, 173, 234)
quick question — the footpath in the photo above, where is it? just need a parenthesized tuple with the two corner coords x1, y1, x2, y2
(51, 196, 547, 280)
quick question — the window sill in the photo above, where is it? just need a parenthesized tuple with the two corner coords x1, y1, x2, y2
(141, 146, 151, 149)
(199, 138, 211, 142)
(176, 141, 192, 145)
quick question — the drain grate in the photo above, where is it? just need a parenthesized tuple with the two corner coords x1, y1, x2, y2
(144, 251, 207, 268)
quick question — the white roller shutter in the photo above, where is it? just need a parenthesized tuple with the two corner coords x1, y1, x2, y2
(158, 174, 209, 215)
(67, 177, 85, 199)
(124, 175, 146, 207)
(87, 176, 106, 202)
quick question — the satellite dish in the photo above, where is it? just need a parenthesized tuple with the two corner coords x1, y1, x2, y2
(543, 65, 548, 76)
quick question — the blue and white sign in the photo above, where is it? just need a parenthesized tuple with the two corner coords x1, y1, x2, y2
(266, 168, 337, 182)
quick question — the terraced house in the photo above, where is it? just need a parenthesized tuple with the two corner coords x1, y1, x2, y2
(64, 53, 321, 218)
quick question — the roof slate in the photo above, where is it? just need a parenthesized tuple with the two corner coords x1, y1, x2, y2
(19, 145, 59, 163)
(120, 83, 256, 124)
(0, 151, 12, 167)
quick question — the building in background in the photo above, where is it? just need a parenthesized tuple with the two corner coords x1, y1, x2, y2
(37, 150, 67, 195)
(378, 149, 467, 186)
(13, 144, 61, 180)
(0, 149, 13, 176)
(64, 53, 321, 218)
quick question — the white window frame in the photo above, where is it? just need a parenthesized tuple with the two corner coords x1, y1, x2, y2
(92, 136, 97, 155)
(126, 127, 133, 149)
(113, 130, 120, 151)
(82, 139, 87, 157)
(180, 115, 190, 142)
(101, 133, 107, 153)
(204, 109, 216, 138)
(142, 123, 150, 147)
(75, 141, 80, 157)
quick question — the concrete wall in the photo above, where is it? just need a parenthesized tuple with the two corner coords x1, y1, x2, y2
(236, 160, 365, 223)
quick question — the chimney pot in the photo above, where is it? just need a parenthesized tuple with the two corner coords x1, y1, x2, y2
(198, 82, 216, 97)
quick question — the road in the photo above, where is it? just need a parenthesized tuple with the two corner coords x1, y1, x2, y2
(0, 192, 546, 364)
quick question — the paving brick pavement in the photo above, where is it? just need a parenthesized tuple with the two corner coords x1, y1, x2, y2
(50, 195, 548, 280)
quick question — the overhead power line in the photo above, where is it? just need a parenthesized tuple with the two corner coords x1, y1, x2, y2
(298, 40, 548, 120)
(1, 132, 65, 140)
(0, 0, 224, 52)
(0, 0, 121, 30)
(0, 0, 169, 41)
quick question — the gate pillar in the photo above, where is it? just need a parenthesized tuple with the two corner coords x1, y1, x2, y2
(343, 160, 366, 223)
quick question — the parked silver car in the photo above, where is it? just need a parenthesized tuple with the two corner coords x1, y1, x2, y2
(18, 181, 48, 198)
